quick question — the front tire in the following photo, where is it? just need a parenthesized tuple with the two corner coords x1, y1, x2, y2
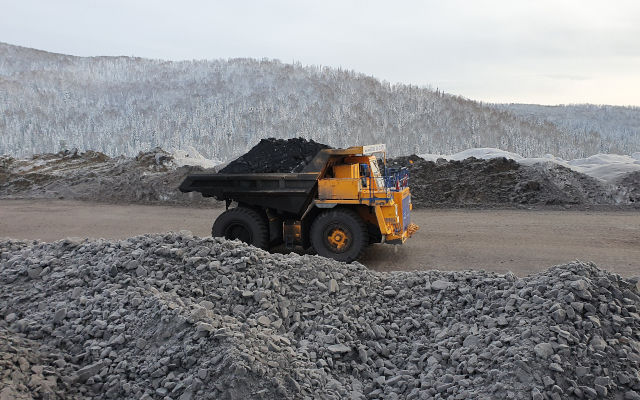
(310, 209, 368, 262)
(212, 207, 269, 249)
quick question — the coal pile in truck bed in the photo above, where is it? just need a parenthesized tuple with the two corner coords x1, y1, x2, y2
(219, 138, 331, 174)
(1, 234, 639, 399)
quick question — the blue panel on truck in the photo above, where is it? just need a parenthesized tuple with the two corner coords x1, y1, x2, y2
(402, 195, 411, 229)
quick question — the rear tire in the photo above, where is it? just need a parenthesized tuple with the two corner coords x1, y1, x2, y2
(212, 207, 269, 249)
(310, 209, 368, 262)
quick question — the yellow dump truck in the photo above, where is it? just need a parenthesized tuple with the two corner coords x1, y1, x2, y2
(179, 144, 418, 262)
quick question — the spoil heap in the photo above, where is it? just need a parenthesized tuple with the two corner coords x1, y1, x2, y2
(219, 138, 331, 174)
(0, 148, 217, 205)
(389, 155, 632, 207)
(617, 171, 640, 203)
(1, 234, 639, 399)
(389, 156, 523, 206)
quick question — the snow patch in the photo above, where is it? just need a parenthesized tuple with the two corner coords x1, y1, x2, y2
(449, 148, 523, 161)
(568, 154, 640, 182)
(172, 147, 221, 169)
(418, 148, 523, 163)
(419, 153, 448, 162)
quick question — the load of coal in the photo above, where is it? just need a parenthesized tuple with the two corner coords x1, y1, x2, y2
(389, 155, 636, 208)
(2, 233, 640, 399)
(219, 138, 331, 174)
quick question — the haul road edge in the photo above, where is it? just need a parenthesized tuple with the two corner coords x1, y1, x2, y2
(179, 144, 419, 262)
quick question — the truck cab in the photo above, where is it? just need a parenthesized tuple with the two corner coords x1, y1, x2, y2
(315, 145, 417, 246)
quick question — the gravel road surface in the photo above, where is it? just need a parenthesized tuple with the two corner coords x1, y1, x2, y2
(1, 200, 638, 276)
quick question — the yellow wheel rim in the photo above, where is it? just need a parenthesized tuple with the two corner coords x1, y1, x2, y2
(327, 228, 348, 250)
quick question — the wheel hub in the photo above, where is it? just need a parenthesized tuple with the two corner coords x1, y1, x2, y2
(225, 223, 252, 243)
(327, 228, 348, 250)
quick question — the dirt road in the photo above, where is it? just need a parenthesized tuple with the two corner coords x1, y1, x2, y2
(1, 200, 639, 276)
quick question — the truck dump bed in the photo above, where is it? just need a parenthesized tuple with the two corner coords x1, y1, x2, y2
(179, 172, 319, 216)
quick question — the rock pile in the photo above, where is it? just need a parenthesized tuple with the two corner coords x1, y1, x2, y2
(0, 328, 80, 399)
(389, 155, 638, 207)
(0, 148, 218, 205)
(618, 171, 640, 204)
(219, 138, 331, 174)
(1, 234, 639, 399)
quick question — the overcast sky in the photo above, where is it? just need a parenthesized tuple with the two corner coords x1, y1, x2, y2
(2, 0, 639, 106)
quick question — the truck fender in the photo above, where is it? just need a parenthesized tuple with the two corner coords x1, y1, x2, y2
(299, 201, 336, 221)
(315, 202, 337, 209)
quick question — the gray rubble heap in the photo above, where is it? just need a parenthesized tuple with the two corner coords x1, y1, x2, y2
(617, 171, 640, 204)
(0, 148, 218, 205)
(1, 234, 639, 399)
(0, 328, 80, 399)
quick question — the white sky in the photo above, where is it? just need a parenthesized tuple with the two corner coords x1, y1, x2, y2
(2, 0, 639, 106)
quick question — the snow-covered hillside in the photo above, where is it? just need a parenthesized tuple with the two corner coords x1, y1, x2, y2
(2, 42, 638, 160)
(496, 104, 640, 153)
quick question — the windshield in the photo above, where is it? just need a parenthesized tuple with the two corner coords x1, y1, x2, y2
(369, 158, 386, 189)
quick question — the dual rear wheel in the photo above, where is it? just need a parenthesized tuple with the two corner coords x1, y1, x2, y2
(212, 207, 269, 249)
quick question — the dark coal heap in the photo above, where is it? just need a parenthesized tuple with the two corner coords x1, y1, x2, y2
(389, 155, 621, 207)
(389, 155, 523, 207)
(219, 138, 331, 174)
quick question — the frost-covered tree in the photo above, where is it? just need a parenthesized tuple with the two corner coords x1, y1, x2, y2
(1, 42, 638, 160)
